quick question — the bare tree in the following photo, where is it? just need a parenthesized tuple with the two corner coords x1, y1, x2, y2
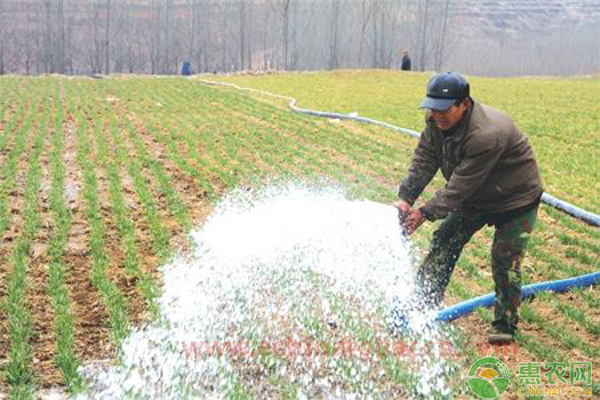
(150, 0, 161, 74)
(90, 1, 103, 74)
(270, 0, 292, 69)
(328, 0, 342, 69)
(357, 0, 374, 68)
(34, 0, 43, 74)
(65, 0, 77, 74)
(418, 0, 430, 71)
(246, 0, 253, 70)
(42, 0, 52, 72)
(434, 0, 451, 71)
(165, 0, 174, 73)
(370, 0, 403, 69)
(124, 0, 133, 72)
(105, 0, 111, 74)
(0, 0, 5, 74)
(189, 0, 207, 72)
(237, 0, 247, 70)
(24, 1, 33, 74)
(370, 0, 381, 68)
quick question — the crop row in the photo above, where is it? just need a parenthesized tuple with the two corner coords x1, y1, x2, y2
(46, 84, 84, 392)
(3, 83, 49, 398)
(74, 91, 131, 348)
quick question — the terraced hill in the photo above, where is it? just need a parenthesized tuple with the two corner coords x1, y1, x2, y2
(452, 0, 600, 35)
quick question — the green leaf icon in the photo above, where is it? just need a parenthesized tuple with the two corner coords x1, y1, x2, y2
(467, 357, 511, 398)
(468, 377, 499, 399)
(492, 377, 510, 395)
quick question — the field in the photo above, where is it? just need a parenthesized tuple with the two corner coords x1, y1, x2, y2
(0, 71, 598, 398)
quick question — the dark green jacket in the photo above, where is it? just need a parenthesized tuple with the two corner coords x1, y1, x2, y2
(398, 100, 543, 220)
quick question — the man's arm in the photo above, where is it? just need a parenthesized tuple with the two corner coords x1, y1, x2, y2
(398, 124, 439, 206)
(421, 134, 503, 220)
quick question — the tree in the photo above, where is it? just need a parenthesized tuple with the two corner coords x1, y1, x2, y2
(0, 0, 5, 74)
(270, 0, 292, 69)
(165, 0, 174, 73)
(237, 0, 247, 70)
(418, 0, 430, 71)
(105, 0, 111, 74)
(90, 1, 103, 74)
(150, 0, 161, 74)
(434, 0, 451, 71)
(357, 0, 374, 68)
(328, 0, 342, 69)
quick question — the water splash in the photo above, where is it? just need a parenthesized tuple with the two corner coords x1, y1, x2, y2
(77, 182, 458, 399)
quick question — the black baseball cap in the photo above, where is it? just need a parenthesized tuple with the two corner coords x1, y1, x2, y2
(419, 72, 470, 111)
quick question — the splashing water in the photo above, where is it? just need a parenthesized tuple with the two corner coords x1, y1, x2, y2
(78, 182, 458, 399)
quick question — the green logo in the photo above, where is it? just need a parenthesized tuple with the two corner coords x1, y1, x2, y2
(468, 357, 511, 399)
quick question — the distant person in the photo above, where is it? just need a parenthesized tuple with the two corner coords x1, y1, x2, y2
(394, 71, 543, 343)
(400, 49, 412, 71)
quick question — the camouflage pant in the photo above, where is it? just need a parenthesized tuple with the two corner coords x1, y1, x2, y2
(416, 206, 538, 333)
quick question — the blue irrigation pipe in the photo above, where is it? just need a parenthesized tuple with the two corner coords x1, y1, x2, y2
(436, 271, 600, 323)
(541, 193, 600, 227)
(196, 77, 600, 227)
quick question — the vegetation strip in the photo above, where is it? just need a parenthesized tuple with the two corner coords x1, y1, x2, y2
(95, 109, 162, 318)
(46, 86, 84, 391)
(0, 95, 27, 166)
(104, 108, 172, 262)
(74, 99, 130, 346)
(0, 95, 36, 236)
(119, 115, 191, 231)
(4, 93, 47, 398)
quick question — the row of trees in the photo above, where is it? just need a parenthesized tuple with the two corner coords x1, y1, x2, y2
(0, 0, 597, 76)
(0, 0, 453, 75)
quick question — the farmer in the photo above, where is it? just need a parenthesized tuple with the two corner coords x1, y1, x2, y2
(395, 71, 543, 343)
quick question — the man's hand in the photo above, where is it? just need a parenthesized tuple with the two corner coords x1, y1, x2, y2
(404, 208, 425, 235)
(393, 200, 412, 225)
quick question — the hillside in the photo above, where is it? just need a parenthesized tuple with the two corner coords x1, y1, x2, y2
(452, 0, 600, 35)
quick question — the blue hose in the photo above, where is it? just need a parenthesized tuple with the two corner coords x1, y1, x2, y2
(436, 271, 600, 323)
(541, 193, 600, 227)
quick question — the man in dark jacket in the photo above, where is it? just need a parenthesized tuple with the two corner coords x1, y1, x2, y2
(396, 71, 543, 343)
(401, 49, 412, 71)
